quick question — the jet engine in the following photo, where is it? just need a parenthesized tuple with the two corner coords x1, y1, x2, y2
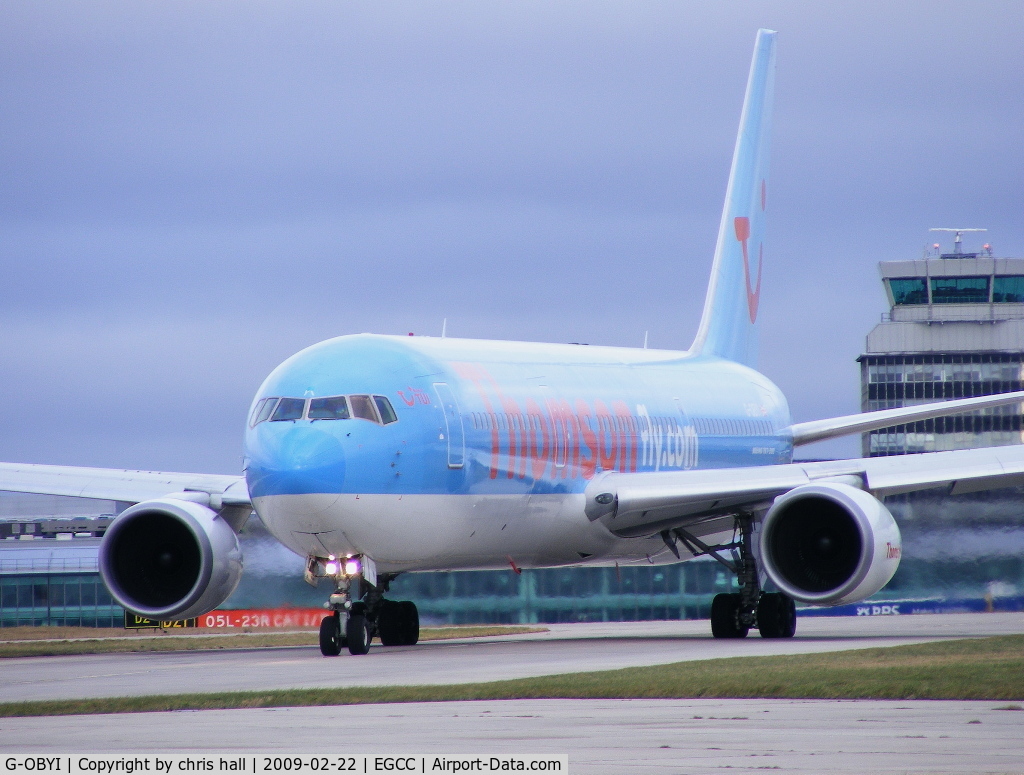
(759, 482, 901, 607)
(99, 498, 243, 620)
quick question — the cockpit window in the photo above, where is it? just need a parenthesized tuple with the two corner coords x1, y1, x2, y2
(252, 393, 398, 427)
(271, 397, 306, 421)
(374, 395, 398, 424)
(349, 395, 379, 423)
(252, 398, 278, 427)
(309, 396, 351, 420)
(352, 393, 385, 423)
(250, 398, 268, 427)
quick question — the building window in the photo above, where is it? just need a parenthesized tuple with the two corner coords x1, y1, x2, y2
(993, 276, 1024, 303)
(888, 277, 928, 305)
(929, 276, 989, 304)
(860, 352, 1024, 456)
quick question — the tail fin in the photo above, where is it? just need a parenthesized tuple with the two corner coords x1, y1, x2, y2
(690, 29, 776, 367)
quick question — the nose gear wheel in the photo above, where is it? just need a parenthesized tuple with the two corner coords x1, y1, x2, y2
(318, 612, 344, 656)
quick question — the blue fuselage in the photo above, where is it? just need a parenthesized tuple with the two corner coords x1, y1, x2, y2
(243, 334, 793, 571)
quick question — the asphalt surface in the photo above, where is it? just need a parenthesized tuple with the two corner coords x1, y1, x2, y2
(2, 699, 1023, 773)
(2, 613, 1023, 773)
(3, 612, 1024, 703)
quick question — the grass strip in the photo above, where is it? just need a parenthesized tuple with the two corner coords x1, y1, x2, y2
(0, 625, 544, 658)
(2, 634, 1022, 717)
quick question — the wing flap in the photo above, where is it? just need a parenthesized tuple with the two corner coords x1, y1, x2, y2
(0, 462, 249, 507)
(586, 443, 1024, 537)
(585, 466, 812, 536)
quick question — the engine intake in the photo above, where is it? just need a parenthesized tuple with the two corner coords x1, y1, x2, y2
(760, 482, 901, 606)
(99, 498, 243, 620)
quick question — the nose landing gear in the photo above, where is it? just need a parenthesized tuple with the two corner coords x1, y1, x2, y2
(319, 611, 343, 656)
(345, 606, 372, 655)
(309, 554, 420, 656)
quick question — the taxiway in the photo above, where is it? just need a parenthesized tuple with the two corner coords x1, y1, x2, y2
(2, 613, 1023, 773)
(3, 612, 1024, 703)
(3, 698, 1024, 773)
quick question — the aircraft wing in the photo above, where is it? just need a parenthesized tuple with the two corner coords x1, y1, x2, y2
(785, 390, 1024, 446)
(584, 443, 1024, 538)
(0, 462, 249, 508)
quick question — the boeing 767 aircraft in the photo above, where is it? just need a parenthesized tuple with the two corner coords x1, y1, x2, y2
(4, 29, 1024, 655)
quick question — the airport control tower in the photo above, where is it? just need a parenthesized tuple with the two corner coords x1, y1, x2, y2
(860, 230, 1024, 456)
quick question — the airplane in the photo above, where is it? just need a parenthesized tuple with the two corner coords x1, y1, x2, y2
(4, 28, 1024, 656)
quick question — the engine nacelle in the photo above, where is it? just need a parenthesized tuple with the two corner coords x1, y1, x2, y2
(99, 498, 243, 620)
(760, 482, 901, 607)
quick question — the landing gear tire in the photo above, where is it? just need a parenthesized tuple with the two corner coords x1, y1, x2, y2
(377, 601, 402, 646)
(319, 613, 343, 656)
(400, 600, 419, 646)
(378, 600, 420, 646)
(346, 613, 371, 655)
(711, 593, 749, 639)
(757, 592, 797, 639)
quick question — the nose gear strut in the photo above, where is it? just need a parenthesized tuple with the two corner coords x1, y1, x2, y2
(311, 555, 420, 656)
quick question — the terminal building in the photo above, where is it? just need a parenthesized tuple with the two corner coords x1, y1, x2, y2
(860, 231, 1024, 456)
(0, 516, 121, 628)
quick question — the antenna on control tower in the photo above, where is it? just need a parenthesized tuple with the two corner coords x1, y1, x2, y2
(929, 228, 987, 256)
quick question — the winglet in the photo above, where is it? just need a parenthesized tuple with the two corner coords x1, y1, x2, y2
(690, 29, 776, 367)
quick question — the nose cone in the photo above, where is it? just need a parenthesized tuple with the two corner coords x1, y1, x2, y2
(246, 424, 346, 500)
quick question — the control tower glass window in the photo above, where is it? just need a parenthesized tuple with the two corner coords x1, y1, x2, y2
(993, 276, 1024, 303)
(887, 277, 928, 305)
(930, 276, 989, 304)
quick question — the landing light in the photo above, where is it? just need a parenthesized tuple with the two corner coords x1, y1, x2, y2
(344, 558, 361, 576)
(324, 561, 340, 576)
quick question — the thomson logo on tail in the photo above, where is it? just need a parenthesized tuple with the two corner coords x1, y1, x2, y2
(689, 28, 774, 368)
(734, 178, 767, 323)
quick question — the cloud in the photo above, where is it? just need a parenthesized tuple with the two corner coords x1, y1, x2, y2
(1, 1, 1022, 470)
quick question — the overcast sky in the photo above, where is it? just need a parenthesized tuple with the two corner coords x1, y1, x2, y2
(1, 1, 1022, 475)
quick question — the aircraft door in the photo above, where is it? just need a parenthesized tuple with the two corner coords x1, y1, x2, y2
(433, 382, 465, 469)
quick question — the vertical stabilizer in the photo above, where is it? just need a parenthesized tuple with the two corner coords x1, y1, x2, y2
(690, 29, 776, 367)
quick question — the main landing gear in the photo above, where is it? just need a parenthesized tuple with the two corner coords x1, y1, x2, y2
(663, 513, 796, 640)
(311, 555, 420, 656)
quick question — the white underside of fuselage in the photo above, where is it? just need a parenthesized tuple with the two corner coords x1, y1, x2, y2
(252, 492, 693, 573)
